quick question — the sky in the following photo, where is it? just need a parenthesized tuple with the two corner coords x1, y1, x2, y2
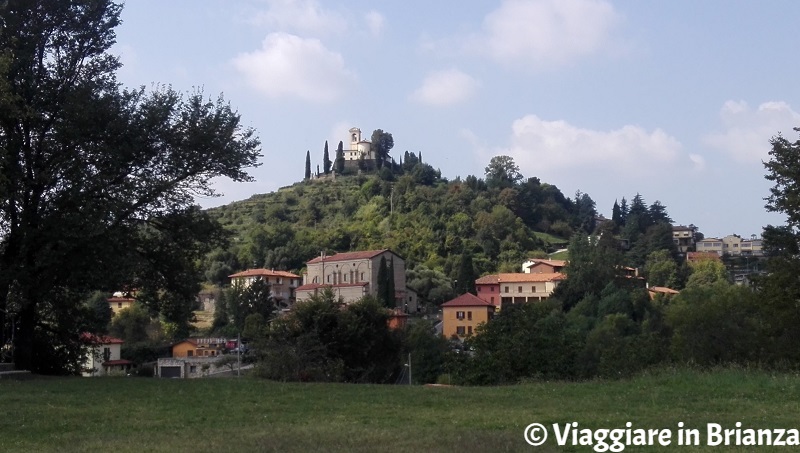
(112, 0, 800, 239)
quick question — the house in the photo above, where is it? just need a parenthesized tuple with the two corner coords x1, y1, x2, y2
(648, 286, 679, 299)
(156, 338, 230, 378)
(80, 333, 134, 377)
(228, 268, 302, 307)
(475, 273, 565, 310)
(696, 237, 724, 256)
(672, 225, 698, 253)
(441, 293, 495, 340)
(521, 259, 566, 274)
(171, 338, 227, 358)
(296, 249, 418, 311)
(107, 296, 135, 316)
(722, 234, 763, 257)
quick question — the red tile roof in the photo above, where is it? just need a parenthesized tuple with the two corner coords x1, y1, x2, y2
(103, 359, 134, 366)
(526, 259, 567, 267)
(441, 293, 495, 307)
(107, 297, 135, 303)
(476, 273, 565, 284)
(649, 286, 679, 295)
(686, 251, 722, 262)
(295, 282, 369, 291)
(306, 250, 394, 264)
(228, 269, 300, 279)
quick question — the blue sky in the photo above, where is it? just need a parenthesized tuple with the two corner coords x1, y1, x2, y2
(112, 0, 800, 238)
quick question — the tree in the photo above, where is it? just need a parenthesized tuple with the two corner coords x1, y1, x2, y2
(228, 278, 275, 333)
(644, 250, 678, 288)
(376, 256, 395, 308)
(648, 200, 673, 225)
(84, 292, 113, 335)
(370, 129, 394, 169)
(572, 191, 597, 234)
(323, 141, 331, 174)
(387, 258, 396, 308)
(455, 249, 477, 295)
(685, 259, 729, 288)
(485, 156, 522, 189)
(611, 200, 622, 230)
(109, 304, 151, 344)
(305, 150, 311, 179)
(0, 1, 261, 373)
(757, 127, 800, 360)
(335, 140, 345, 174)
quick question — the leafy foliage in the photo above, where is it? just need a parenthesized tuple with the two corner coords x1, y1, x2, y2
(255, 289, 402, 383)
(0, 0, 261, 373)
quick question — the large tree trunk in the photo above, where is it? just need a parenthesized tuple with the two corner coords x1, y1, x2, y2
(14, 302, 35, 372)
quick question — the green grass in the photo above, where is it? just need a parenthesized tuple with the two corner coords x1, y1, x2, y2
(549, 250, 570, 260)
(2, 368, 800, 452)
(533, 231, 569, 246)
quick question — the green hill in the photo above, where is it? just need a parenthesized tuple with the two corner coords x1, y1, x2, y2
(203, 160, 587, 291)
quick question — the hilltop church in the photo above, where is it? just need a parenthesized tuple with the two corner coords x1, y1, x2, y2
(344, 127, 374, 161)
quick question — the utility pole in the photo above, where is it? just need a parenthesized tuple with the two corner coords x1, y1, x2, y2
(408, 352, 412, 385)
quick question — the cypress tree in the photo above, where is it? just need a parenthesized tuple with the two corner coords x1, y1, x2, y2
(305, 150, 311, 180)
(323, 140, 331, 174)
(456, 249, 477, 295)
(335, 140, 345, 173)
(387, 258, 396, 308)
(377, 256, 389, 307)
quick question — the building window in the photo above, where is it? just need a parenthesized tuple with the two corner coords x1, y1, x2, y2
(327, 275, 331, 283)
(467, 326, 473, 335)
(102, 347, 111, 362)
(190, 366, 197, 374)
(532, 286, 537, 293)
(467, 311, 472, 321)
(491, 297, 494, 303)
(518, 286, 522, 293)
(504, 286, 509, 293)
(456, 311, 465, 320)
(478, 286, 481, 292)
(491, 287, 495, 292)
(361, 272, 364, 281)
(456, 326, 466, 336)
(187, 350, 193, 357)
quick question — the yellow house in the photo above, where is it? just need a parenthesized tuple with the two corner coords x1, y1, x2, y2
(441, 293, 495, 340)
(107, 296, 135, 316)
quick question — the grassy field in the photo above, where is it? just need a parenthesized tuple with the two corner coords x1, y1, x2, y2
(2, 368, 800, 452)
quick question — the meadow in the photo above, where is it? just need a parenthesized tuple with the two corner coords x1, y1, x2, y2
(1, 368, 799, 452)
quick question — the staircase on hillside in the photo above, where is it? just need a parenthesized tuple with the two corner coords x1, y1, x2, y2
(0, 362, 32, 380)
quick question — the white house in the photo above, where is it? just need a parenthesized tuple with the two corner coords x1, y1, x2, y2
(80, 333, 133, 377)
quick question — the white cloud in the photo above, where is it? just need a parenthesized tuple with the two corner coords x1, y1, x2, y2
(364, 11, 385, 37)
(705, 100, 800, 163)
(474, 0, 621, 68)
(231, 33, 355, 103)
(688, 153, 706, 172)
(329, 121, 353, 147)
(411, 69, 479, 106)
(486, 115, 686, 177)
(250, 0, 345, 36)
